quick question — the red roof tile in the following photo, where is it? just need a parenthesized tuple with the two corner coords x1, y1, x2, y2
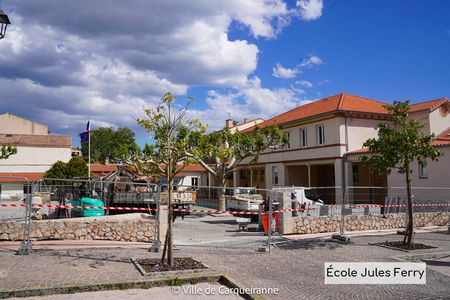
(0, 172, 45, 182)
(346, 148, 370, 155)
(243, 93, 389, 131)
(0, 134, 71, 147)
(178, 164, 207, 172)
(410, 98, 449, 112)
(90, 164, 118, 173)
(433, 128, 450, 146)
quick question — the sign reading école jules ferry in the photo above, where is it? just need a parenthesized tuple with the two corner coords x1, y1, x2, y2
(324, 262, 426, 284)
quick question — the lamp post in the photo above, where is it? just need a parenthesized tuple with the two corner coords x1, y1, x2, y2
(0, 9, 11, 39)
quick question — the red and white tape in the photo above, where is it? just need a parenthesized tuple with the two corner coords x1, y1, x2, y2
(0, 202, 449, 215)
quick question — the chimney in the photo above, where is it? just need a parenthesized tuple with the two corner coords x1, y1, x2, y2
(225, 119, 234, 128)
(243, 118, 248, 123)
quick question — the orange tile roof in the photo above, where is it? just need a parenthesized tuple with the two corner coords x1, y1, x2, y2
(0, 172, 45, 183)
(410, 98, 449, 112)
(178, 164, 207, 172)
(434, 128, 450, 146)
(243, 93, 389, 131)
(0, 134, 71, 147)
(90, 164, 118, 173)
(346, 148, 370, 155)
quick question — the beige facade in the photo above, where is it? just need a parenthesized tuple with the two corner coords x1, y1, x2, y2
(0, 113, 49, 135)
(0, 114, 72, 199)
(235, 94, 450, 205)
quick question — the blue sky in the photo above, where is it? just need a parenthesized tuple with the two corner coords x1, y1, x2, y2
(0, 0, 449, 146)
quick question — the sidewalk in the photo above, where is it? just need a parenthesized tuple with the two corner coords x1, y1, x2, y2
(1, 229, 450, 299)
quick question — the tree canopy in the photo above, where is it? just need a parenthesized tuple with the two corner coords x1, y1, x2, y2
(135, 92, 204, 266)
(361, 100, 441, 246)
(44, 157, 89, 180)
(1, 144, 17, 160)
(81, 127, 139, 164)
(186, 124, 287, 210)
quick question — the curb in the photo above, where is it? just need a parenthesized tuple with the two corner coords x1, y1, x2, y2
(0, 273, 259, 299)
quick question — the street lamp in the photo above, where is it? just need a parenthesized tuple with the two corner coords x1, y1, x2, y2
(0, 9, 11, 39)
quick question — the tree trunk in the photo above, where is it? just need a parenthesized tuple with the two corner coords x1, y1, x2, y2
(404, 162, 414, 247)
(218, 180, 227, 212)
(167, 177, 174, 266)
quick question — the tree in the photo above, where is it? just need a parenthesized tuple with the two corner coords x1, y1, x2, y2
(186, 125, 287, 211)
(44, 157, 89, 180)
(81, 127, 139, 164)
(1, 144, 17, 160)
(361, 101, 440, 247)
(135, 92, 204, 266)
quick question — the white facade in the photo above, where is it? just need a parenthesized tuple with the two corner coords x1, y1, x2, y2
(0, 146, 71, 172)
(0, 113, 72, 200)
(235, 94, 450, 204)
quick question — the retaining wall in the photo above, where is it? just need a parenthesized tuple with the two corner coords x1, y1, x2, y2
(293, 212, 450, 234)
(0, 214, 156, 242)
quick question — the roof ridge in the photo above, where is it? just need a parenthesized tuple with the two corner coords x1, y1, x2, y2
(436, 126, 450, 140)
(261, 93, 343, 123)
(342, 92, 390, 106)
(410, 98, 447, 107)
(337, 93, 346, 110)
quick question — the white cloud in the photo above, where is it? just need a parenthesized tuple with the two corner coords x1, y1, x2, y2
(296, 0, 324, 21)
(272, 63, 299, 79)
(0, 1, 323, 141)
(298, 54, 323, 68)
(295, 80, 313, 88)
(190, 76, 312, 131)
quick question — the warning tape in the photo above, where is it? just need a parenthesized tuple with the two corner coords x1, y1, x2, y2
(0, 202, 449, 215)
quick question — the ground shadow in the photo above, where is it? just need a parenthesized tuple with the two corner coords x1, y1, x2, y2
(275, 238, 345, 251)
(423, 259, 450, 267)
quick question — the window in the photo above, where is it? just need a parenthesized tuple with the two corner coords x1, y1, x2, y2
(300, 128, 307, 147)
(191, 177, 199, 187)
(272, 166, 279, 185)
(261, 169, 265, 182)
(418, 161, 427, 178)
(352, 165, 359, 184)
(316, 125, 325, 145)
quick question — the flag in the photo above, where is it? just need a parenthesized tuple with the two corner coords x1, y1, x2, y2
(79, 121, 90, 143)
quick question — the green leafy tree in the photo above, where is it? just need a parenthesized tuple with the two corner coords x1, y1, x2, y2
(44, 161, 68, 179)
(186, 125, 287, 211)
(81, 127, 139, 163)
(361, 101, 440, 247)
(44, 157, 89, 180)
(66, 157, 89, 178)
(135, 92, 204, 266)
(1, 144, 17, 159)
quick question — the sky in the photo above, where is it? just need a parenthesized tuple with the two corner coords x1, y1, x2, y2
(0, 0, 449, 146)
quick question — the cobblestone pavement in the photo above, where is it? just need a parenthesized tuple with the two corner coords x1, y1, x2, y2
(1, 231, 450, 299)
(10, 283, 242, 300)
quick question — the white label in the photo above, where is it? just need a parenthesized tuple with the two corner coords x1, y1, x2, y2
(324, 262, 426, 284)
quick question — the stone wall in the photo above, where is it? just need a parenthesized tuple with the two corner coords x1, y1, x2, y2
(293, 212, 450, 234)
(0, 214, 156, 242)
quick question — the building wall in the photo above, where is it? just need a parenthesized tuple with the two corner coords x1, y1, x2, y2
(0, 113, 48, 135)
(0, 183, 23, 200)
(429, 107, 450, 135)
(410, 110, 431, 135)
(0, 146, 72, 172)
(345, 117, 382, 152)
(387, 147, 450, 189)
